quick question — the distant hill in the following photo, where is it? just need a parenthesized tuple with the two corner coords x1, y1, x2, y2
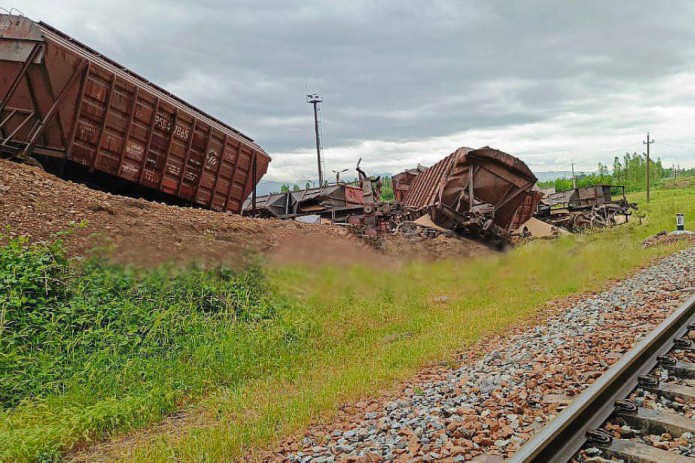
(534, 171, 575, 182)
(255, 180, 287, 196)
(255, 179, 337, 195)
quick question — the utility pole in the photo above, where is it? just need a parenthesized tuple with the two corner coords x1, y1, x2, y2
(643, 132, 654, 202)
(332, 168, 348, 184)
(571, 161, 577, 189)
(307, 93, 324, 187)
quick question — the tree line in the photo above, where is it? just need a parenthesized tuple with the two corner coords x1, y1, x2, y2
(538, 153, 694, 192)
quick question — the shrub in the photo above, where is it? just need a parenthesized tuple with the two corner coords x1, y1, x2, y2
(0, 232, 276, 408)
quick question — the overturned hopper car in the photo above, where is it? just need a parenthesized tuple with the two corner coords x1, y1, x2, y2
(0, 14, 270, 213)
(401, 146, 537, 242)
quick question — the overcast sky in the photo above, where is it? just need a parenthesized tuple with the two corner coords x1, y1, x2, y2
(12, 0, 695, 181)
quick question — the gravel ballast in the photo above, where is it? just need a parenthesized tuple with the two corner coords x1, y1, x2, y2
(269, 246, 695, 463)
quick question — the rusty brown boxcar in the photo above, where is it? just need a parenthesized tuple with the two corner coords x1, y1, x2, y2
(0, 14, 270, 213)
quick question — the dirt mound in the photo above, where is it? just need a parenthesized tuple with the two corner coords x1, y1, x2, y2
(379, 233, 492, 260)
(0, 160, 490, 266)
(643, 230, 695, 248)
(0, 160, 380, 267)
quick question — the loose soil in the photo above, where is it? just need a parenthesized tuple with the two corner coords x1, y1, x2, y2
(0, 160, 488, 267)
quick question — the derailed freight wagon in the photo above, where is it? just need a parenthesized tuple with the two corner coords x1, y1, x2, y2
(0, 14, 270, 213)
(536, 185, 637, 231)
(401, 146, 538, 244)
(245, 183, 368, 220)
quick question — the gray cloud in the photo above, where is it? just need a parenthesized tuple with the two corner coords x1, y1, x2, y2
(12, 0, 695, 180)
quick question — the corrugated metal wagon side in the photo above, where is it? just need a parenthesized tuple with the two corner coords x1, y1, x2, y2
(0, 14, 270, 213)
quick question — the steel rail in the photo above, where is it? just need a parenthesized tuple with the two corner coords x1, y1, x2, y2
(508, 292, 695, 463)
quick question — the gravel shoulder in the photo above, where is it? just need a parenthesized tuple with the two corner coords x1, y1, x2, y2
(265, 246, 695, 463)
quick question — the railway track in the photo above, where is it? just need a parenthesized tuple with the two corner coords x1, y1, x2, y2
(510, 292, 695, 463)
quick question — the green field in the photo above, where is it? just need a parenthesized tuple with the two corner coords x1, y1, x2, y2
(1, 183, 694, 463)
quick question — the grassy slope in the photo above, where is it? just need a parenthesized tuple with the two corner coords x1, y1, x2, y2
(2, 185, 694, 463)
(658, 174, 695, 190)
(115, 186, 695, 462)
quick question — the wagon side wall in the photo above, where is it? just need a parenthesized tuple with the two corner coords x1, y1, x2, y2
(0, 15, 270, 214)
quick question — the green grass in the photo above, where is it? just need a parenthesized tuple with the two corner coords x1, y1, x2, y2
(0, 242, 302, 463)
(1, 186, 694, 463)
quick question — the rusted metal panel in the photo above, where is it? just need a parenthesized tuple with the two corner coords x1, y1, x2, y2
(572, 185, 613, 208)
(0, 14, 270, 213)
(509, 189, 542, 231)
(344, 184, 364, 205)
(402, 149, 462, 211)
(392, 164, 427, 203)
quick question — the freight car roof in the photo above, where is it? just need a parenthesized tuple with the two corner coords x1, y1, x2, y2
(33, 17, 269, 159)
